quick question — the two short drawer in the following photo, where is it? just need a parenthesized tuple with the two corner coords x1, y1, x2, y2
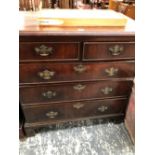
(23, 98, 128, 123)
(20, 61, 134, 84)
(19, 41, 134, 62)
(20, 81, 133, 105)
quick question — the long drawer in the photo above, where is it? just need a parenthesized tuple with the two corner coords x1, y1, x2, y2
(19, 42, 80, 61)
(22, 98, 128, 123)
(20, 81, 133, 105)
(83, 42, 134, 61)
(20, 61, 134, 84)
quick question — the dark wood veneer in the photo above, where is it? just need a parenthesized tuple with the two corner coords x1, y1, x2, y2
(83, 42, 135, 61)
(20, 81, 132, 105)
(23, 98, 127, 123)
(20, 42, 80, 61)
(20, 61, 134, 84)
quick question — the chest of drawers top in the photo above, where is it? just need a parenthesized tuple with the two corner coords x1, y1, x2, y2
(19, 10, 135, 36)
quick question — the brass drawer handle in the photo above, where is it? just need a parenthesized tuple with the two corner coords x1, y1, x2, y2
(38, 69, 55, 80)
(73, 102, 84, 109)
(98, 106, 108, 112)
(105, 67, 118, 76)
(35, 45, 53, 56)
(109, 45, 124, 56)
(73, 64, 87, 73)
(101, 87, 113, 95)
(42, 91, 57, 99)
(46, 111, 58, 118)
(73, 84, 86, 92)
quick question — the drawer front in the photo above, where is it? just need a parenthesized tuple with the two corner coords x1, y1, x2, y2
(19, 42, 80, 61)
(83, 42, 134, 60)
(22, 98, 127, 123)
(20, 81, 133, 105)
(20, 61, 134, 84)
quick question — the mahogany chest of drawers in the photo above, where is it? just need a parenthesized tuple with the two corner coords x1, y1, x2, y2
(19, 12, 135, 137)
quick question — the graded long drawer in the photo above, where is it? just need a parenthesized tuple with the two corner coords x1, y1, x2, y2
(22, 98, 128, 123)
(83, 42, 135, 61)
(20, 81, 133, 105)
(19, 61, 134, 84)
(19, 42, 80, 61)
